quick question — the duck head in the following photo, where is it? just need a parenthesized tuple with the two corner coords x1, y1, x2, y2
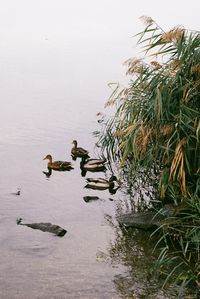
(108, 176, 120, 194)
(72, 140, 78, 147)
(43, 154, 52, 161)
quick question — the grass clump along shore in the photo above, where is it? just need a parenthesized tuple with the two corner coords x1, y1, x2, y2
(98, 17, 200, 295)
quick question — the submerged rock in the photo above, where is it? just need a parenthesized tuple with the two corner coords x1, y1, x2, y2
(17, 218, 67, 237)
(117, 206, 176, 230)
(118, 212, 160, 230)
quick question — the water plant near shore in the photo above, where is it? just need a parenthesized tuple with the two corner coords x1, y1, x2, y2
(98, 17, 200, 294)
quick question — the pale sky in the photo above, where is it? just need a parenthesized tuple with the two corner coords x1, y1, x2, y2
(0, 0, 199, 46)
(0, 0, 199, 106)
(0, 0, 199, 141)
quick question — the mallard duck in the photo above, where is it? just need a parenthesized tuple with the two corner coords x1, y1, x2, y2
(85, 176, 118, 191)
(80, 157, 107, 172)
(43, 154, 73, 171)
(71, 140, 89, 158)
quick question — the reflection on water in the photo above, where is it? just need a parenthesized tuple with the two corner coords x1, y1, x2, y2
(104, 214, 177, 299)
(0, 3, 182, 299)
(43, 168, 52, 177)
(0, 44, 124, 298)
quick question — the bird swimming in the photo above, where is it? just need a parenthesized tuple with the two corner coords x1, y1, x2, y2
(80, 157, 107, 172)
(43, 154, 73, 171)
(71, 140, 89, 159)
(85, 176, 119, 194)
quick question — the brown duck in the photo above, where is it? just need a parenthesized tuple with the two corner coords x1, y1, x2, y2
(43, 154, 73, 171)
(71, 140, 89, 158)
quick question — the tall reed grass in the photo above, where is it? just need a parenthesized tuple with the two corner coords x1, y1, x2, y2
(98, 17, 200, 293)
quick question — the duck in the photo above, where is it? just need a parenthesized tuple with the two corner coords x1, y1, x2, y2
(85, 176, 119, 193)
(80, 157, 107, 172)
(71, 140, 89, 158)
(43, 154, 73, 171)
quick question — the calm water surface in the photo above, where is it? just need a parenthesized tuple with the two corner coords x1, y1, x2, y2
(0, 30, 133, 299)
(0, 21, 176, 299)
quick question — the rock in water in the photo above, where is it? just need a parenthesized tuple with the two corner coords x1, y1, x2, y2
(17, 218, 67, 237)
(83, 196, 100, 202)
(117, 206, 176, 230)
(117, 212, 160, 230)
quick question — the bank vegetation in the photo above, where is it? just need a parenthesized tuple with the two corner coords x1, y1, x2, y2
(98, 17, 200, 294)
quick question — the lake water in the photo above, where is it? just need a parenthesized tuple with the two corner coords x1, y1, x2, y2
(0, 43, 177, 298)
(0, 6, 179, 299)
(0, 36, 127, 298)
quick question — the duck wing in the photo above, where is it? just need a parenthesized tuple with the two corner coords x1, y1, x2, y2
(85, 182, 109, 190)
(86, 178, 108, 183)
(60, 161, 72, 167)
(71, 147, 89, 157)
(83, 163, 106, 171)
(53, 161, 73, 170)
(78, 147, 89, 154)
(84, 158, 106, 165)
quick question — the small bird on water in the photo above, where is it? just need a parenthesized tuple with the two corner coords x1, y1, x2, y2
(43, 154, 73, 171)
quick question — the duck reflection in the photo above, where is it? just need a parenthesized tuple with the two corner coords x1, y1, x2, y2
(83, 196, 100, 203)
(43, 168, 52, 177)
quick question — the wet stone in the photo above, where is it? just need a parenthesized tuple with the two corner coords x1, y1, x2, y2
(17, 218, 67, 237)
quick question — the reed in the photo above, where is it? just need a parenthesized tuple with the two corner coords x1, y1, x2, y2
(98, 17, 200, 292)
